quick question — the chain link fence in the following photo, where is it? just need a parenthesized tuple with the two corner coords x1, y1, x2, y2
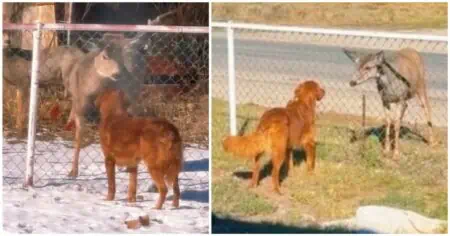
(212, 22, 447, 180)
(3, 23, 209, 195)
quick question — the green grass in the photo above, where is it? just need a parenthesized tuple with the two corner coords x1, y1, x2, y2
(212, 98, 448, 229)
(213, 179, 275, 216)
(212, 3, 447, 30)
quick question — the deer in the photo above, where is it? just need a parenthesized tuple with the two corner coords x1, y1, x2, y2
(3, 52, 31, 131)
(344, 47, 435, 160)
(3, 46, 85, 131)
(63, 46, 125, 177)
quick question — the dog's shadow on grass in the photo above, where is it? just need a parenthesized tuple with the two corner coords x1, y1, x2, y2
(212, 213, 375, 233)
(232, 149, 306, 185)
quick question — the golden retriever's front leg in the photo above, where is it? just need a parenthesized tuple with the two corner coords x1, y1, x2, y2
(287, 149, 294, 175)
(304, 141, 316, 174)
(249, 155, 261, 188)
(127, 166, 137, 202)
(105, 157, 116, 201)
(68, 114, 84, 177)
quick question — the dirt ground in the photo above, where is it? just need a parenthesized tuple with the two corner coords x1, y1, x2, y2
(212, 3, 447, 30)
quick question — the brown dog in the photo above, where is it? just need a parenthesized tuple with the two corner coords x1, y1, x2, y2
(95, 88, 183, 209)
(222, 80, 325, 194)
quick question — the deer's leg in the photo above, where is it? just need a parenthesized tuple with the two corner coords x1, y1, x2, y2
(63, 86, 69, 99)
(15, 89, 25, 130)
(68, 114, 84, 178)
(382, 103, 392, 155)
(417, 92, 434, 146)
(64, 107, 76, 131)
(393, 102, 407, 160)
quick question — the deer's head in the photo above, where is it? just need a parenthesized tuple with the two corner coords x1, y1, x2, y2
(344, 49, 385, 87)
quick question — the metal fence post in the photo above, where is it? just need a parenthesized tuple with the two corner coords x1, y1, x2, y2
(24, 23, 42, 187)
(67, 2, 73, 45)
(227, 21, 237, 135)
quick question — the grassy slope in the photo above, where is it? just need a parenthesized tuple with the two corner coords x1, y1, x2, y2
(212, 3, 447, 30)
(212, 98, 447, 231)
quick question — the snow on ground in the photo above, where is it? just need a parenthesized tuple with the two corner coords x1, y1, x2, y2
(3, 135, 209, 233)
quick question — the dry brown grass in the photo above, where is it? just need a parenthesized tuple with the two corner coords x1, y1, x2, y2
(136, 84, 209, 146)
(2, 84, 18, 130)
(3, 83, 72, 131)
(2, 82, 209, 148)
(212, 3, 447, 29)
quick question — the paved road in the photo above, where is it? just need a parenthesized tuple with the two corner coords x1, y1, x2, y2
(212, 32, 448, 127)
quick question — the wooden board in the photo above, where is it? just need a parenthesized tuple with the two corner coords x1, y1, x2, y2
(20, 3, 58, 50)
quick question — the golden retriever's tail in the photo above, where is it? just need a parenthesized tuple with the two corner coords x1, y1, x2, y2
(222, 132, 266, 159)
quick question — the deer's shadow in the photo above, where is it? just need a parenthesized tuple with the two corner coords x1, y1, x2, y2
(350, 124, 428, 149)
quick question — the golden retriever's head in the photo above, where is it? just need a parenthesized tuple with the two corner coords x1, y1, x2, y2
(294, 80, 325, 103)
(95, 88, 128, 116)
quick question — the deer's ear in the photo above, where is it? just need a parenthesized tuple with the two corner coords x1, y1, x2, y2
(375, 50, 385, 64)
(343, 48, 360, 63)
(99, 49, 110, 60)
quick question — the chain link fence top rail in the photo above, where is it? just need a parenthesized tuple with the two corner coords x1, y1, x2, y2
(212, 22, 447, 179)
(3, 23, 209, 194)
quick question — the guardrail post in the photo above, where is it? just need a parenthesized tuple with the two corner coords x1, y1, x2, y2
(24, 23, 42, 187)
(227, 21, 237, 135)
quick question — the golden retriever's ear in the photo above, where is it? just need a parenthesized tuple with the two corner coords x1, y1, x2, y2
(117, 90, 126, 101)
(293, 84, 303, 98)
(95, 93, 104, 108)
(294, 83, 314, 103)
(316, 87, 325, 101)
(116, 89, 131, 108)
